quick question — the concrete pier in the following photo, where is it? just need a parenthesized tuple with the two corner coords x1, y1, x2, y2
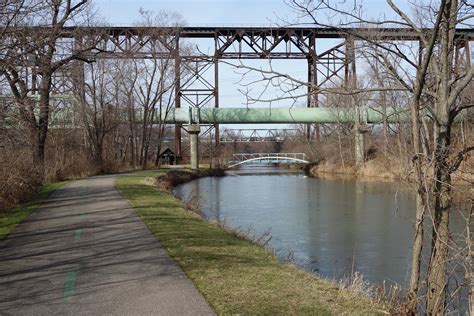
(355, 126, 365, 168)
(188, 124, 200, 170)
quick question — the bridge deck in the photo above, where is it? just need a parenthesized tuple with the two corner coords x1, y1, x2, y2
(228, 153, 309, 168)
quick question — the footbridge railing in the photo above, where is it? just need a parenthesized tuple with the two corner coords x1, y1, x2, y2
(228, 153, 309, 168)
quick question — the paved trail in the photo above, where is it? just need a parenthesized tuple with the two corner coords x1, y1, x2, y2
(0, 175, 214, 315)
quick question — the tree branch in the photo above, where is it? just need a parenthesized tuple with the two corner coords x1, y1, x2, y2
(449, 146, 474, 173)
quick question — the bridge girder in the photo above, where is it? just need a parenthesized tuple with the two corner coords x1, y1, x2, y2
(220, 128, 300, 142)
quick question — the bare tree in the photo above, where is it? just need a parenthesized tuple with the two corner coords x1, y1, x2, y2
(134, 10, 188, 169)
(299, 1, 473, 313)
(75, 60, 121, 170)
(0, 0, 98, 167)
(228, 0, 473, 313)
(112, 59, 139, 166)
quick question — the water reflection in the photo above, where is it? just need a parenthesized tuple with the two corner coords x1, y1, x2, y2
(174, 166, 468, 291)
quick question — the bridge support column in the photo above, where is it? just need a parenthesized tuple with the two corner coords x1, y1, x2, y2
(354, 106, 367, 169)
(355, 127, 365, 169)
(188, 124, 200, 170)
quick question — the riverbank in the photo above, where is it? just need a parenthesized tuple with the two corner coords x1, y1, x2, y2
(305, 159, 402, 181)
(305, 157, 473, 185)
(116, 170, 390, 314)
(145, 169, 226, 190)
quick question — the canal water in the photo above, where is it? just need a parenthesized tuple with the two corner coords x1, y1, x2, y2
(173, 165, 469, 289)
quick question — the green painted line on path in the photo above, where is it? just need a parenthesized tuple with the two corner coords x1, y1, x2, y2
(63, 271, 76, 301)
(64, 213, 84, 302)
(74, 229, 82, 240)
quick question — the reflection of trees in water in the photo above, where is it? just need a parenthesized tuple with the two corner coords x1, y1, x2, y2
(176, 174, 471, 311)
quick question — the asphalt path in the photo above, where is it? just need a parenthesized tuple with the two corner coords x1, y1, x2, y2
(0, 175, 214, 315)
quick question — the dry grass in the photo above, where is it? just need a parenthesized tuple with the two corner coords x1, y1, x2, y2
(151, 169, 226, 191)
(339, 272, 402, 311)
(0, 181, 67, 239)
(0, 145, 137, 212)
(357, 159, 405, 180)
(304, 150, 407, 181)
(0, 151, 44, 211)
(117, 171, 390, 315)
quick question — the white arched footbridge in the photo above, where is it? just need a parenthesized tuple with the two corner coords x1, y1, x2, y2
(228, 153, 309, 169)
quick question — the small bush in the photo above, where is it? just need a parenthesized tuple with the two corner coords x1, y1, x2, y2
(154, 169, 226, 191)
(0, 152, 43, 211)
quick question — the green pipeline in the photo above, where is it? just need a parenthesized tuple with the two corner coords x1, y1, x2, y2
(163, 107, 410, 124)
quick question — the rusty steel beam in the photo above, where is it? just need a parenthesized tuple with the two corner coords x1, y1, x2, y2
(5, 25, 472, 165)
(51, 26, 473, 40)
(174, 39, 182, 157)
(214, 54, 220, 147)
(12, 26, 472, 60)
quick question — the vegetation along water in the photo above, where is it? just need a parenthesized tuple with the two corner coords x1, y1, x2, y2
(174, 165, 471, 310)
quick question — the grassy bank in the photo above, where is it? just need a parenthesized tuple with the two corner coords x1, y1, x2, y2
(305, 159, 403, 181)
(116, 171, 388, 315)
(306, 159, 473, 186)
(150, 169, 226, 190)
(0, 181, 67, 240)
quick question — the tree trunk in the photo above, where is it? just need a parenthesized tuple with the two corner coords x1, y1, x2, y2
(30, 124, 42, 163)
(127, 99, 136, 167)
(93, 140, 104, 171)
(139, 107, 148, 166)
(142, 143, 149, 170)
(426, 125, 451, 315)
(407, 190, 426, 313)
(406, 99, 426, 314)
(155, 102, 165, 167)
(35, 71, 52, 166)
(467, 204, 474, 316)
